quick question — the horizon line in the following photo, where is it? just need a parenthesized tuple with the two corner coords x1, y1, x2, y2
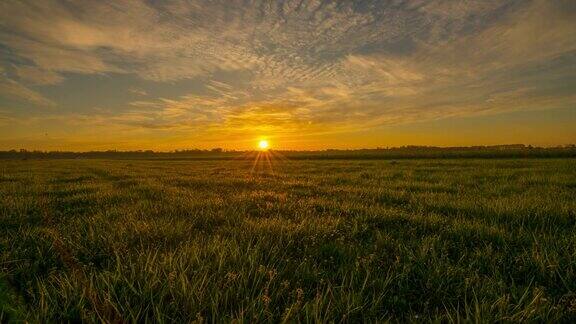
(3, 143, 576, 154)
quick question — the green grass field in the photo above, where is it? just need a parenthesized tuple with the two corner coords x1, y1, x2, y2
(1, 158, 575, 322)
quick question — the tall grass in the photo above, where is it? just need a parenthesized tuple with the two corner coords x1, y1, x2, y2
(1, 159, 575, 322)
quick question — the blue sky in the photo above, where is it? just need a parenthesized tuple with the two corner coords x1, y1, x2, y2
(0, 0, 575, 150)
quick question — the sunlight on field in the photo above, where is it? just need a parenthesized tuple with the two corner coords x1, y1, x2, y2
(1, 158, 575, 322)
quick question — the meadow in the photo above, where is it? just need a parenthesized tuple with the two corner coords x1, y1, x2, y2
(1, 157, 575, 322)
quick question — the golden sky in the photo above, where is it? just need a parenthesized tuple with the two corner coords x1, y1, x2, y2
(0, 0, 575, 150)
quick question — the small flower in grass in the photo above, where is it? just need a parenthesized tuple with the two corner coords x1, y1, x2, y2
(268, 269, 277, 281)
(262, 294, 271, 304)
(167, 271, 176, 282)
(296, 288, 304, 303)
(262, 293, 271, 307)
(225, 271, 239, 282)
(281, 280, 290, 289)
(570, 298, 576, 312)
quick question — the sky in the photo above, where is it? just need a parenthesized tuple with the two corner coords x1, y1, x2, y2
(0, 0, 575, 151)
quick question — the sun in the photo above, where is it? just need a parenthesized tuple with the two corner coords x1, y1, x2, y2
(258, 139, 269, 151)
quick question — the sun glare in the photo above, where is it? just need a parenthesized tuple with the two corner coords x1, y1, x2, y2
(258, 140, 269, 151)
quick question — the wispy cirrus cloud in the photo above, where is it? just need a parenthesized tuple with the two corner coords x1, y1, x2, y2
(0, 79, 55, 106)
(13, 65, 64, 85)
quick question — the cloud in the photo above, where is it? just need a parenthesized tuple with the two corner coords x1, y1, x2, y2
(0, 79, 55, 106)
(0, 0, 574, 142)
(129, 87, 148, 97)
(419, 0, 506, 20)
(14, 65, 64, 85)
(0, 0, 422, 82)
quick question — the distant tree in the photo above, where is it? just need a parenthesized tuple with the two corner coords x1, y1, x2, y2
(211, 148, 223, 153)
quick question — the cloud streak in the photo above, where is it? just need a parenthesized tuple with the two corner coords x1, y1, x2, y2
(0, 79, 55, 106)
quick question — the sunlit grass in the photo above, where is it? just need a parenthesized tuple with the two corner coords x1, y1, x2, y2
(0, 158, 575, 322)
